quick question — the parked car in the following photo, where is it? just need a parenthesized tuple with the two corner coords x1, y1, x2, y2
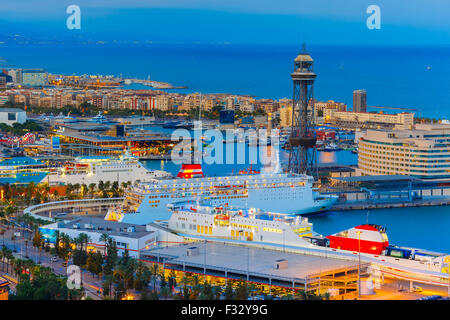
(412, 286, 423, 292)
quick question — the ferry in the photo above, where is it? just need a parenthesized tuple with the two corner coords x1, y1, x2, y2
(160, 204, 450, 285)
(165, 202, 320, 248)
(46, 149, 172, 185)
(0, 157, 52, 185)
(105, 163, 338, 224)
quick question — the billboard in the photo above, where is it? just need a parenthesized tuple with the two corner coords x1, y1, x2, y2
(52, 136, 60, 151)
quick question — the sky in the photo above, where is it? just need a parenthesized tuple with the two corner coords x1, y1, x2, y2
(1, 0, 450, 45)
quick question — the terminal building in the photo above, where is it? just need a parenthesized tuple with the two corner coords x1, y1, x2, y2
(0, 108, 27, 125)
(39, 217, 158, 258)
(358, 123, 450, 179)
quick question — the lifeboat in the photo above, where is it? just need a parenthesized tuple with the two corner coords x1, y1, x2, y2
(215, 214, 230, 221)
(326, 224, 389, 255)
(238, 164, 260, 175)
(177, 164, 204, 179)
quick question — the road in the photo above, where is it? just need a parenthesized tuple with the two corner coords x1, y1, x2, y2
(1, 223, 103, 300)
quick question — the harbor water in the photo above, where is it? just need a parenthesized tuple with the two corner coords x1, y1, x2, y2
(140, 137, 450, 254)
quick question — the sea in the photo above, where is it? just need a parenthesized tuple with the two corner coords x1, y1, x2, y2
(3, 42, 450, 252)
(2, 43, 450, 119)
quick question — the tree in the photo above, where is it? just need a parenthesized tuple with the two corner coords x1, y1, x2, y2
(72, 249, 88, 267)
(224, 282, 234, 300)
(134, 261, 151, 291)
(86, 251, 103, 277)
(234, 281, 249, 300)
(88, 183, 96, 197)
(99, 233, 109, 255)
(150, 263, 159, 291)
(168, 269, 177, 292)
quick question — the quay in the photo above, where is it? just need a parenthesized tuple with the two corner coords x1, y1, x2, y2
(140, 242, 370, 295)
(331, 198, 450, 211)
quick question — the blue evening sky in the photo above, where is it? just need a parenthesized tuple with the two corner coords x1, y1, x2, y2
(1, 0, 450, 45)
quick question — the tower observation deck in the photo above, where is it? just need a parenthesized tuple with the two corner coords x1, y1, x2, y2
(287, 46, 317, 177)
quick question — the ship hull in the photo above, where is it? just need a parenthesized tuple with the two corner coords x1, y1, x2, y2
(293, 195, 338, 215)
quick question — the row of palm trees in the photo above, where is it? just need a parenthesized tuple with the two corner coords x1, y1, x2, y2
(65, 180, 132, 199)
(1, 182, 55, 206)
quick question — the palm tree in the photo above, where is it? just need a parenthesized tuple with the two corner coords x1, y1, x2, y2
(78, 233, 91, 253)
(150, 263, 159, 292)
(73, 183, 81, 196)
(0, 247, 5, 272)
(0, 229, 4, 247)
(24, 239, 29, 258)
(88, 183, 96, 197)
(54, 230, 61, 256)
(11, 235, 16, 252)
(99, 233, 109, 256)
(65, 183, 74, 199)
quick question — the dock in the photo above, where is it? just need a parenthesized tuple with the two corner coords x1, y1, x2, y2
(331, 198, 450, 211)
(140, 242, 369, 294)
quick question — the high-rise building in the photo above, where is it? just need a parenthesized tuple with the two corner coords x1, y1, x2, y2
(22, 69, 47, 87)
(358, 123, 450, 179)
(353, 89, 367, 113)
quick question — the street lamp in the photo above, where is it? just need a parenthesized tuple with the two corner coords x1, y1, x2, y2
(356, 230, 362, 299)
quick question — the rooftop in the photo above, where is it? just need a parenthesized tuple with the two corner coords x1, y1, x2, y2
(47, 217, 154, 239)
(0, 108, 26, 113)
(332, 175, 420, 183)
(141, 242, 358, 281)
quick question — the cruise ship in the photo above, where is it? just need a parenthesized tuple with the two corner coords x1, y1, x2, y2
(105, 164, 338, 224)
(46, 150, 172, 185)
(0, 157, 52, 185)
(165, 202, 320, 247)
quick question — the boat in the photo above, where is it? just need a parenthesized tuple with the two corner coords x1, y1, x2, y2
(323, 142, 341, 152)
(0, 157, 53, 185)
(163, 207, 450, 283)
(88, 112, 115, 124)
(324, 224, 450, 282)
(165, 202, 320, 248)
(45, 149, 172, 185)
(162, 121, 181, 129)
(327, 224, 389, 255)
(105, 163, 338, 224)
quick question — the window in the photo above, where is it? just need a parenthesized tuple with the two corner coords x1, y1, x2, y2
(7, 113, 16, 121)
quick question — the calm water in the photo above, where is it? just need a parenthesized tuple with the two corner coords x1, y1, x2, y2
(141, 139, 450, 253)
(2, 43, 450, 119)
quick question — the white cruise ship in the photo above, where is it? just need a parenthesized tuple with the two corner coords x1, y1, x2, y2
(165, 202, 320, 248)
(44, 150, 172, 186)
(105, 164, 338, 225)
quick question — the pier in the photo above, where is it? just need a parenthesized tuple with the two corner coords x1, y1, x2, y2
(140, 242, 369, 295)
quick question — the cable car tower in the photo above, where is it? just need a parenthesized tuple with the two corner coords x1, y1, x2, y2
(287, 44, 317, 177)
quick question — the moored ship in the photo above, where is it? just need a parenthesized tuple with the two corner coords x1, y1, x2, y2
(45, 150, 172, 185)
(165, 202, 320, 248)
(106, 164, 338, 224)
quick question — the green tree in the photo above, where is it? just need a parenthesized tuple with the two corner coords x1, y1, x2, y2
(224, 282, 234, 300)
